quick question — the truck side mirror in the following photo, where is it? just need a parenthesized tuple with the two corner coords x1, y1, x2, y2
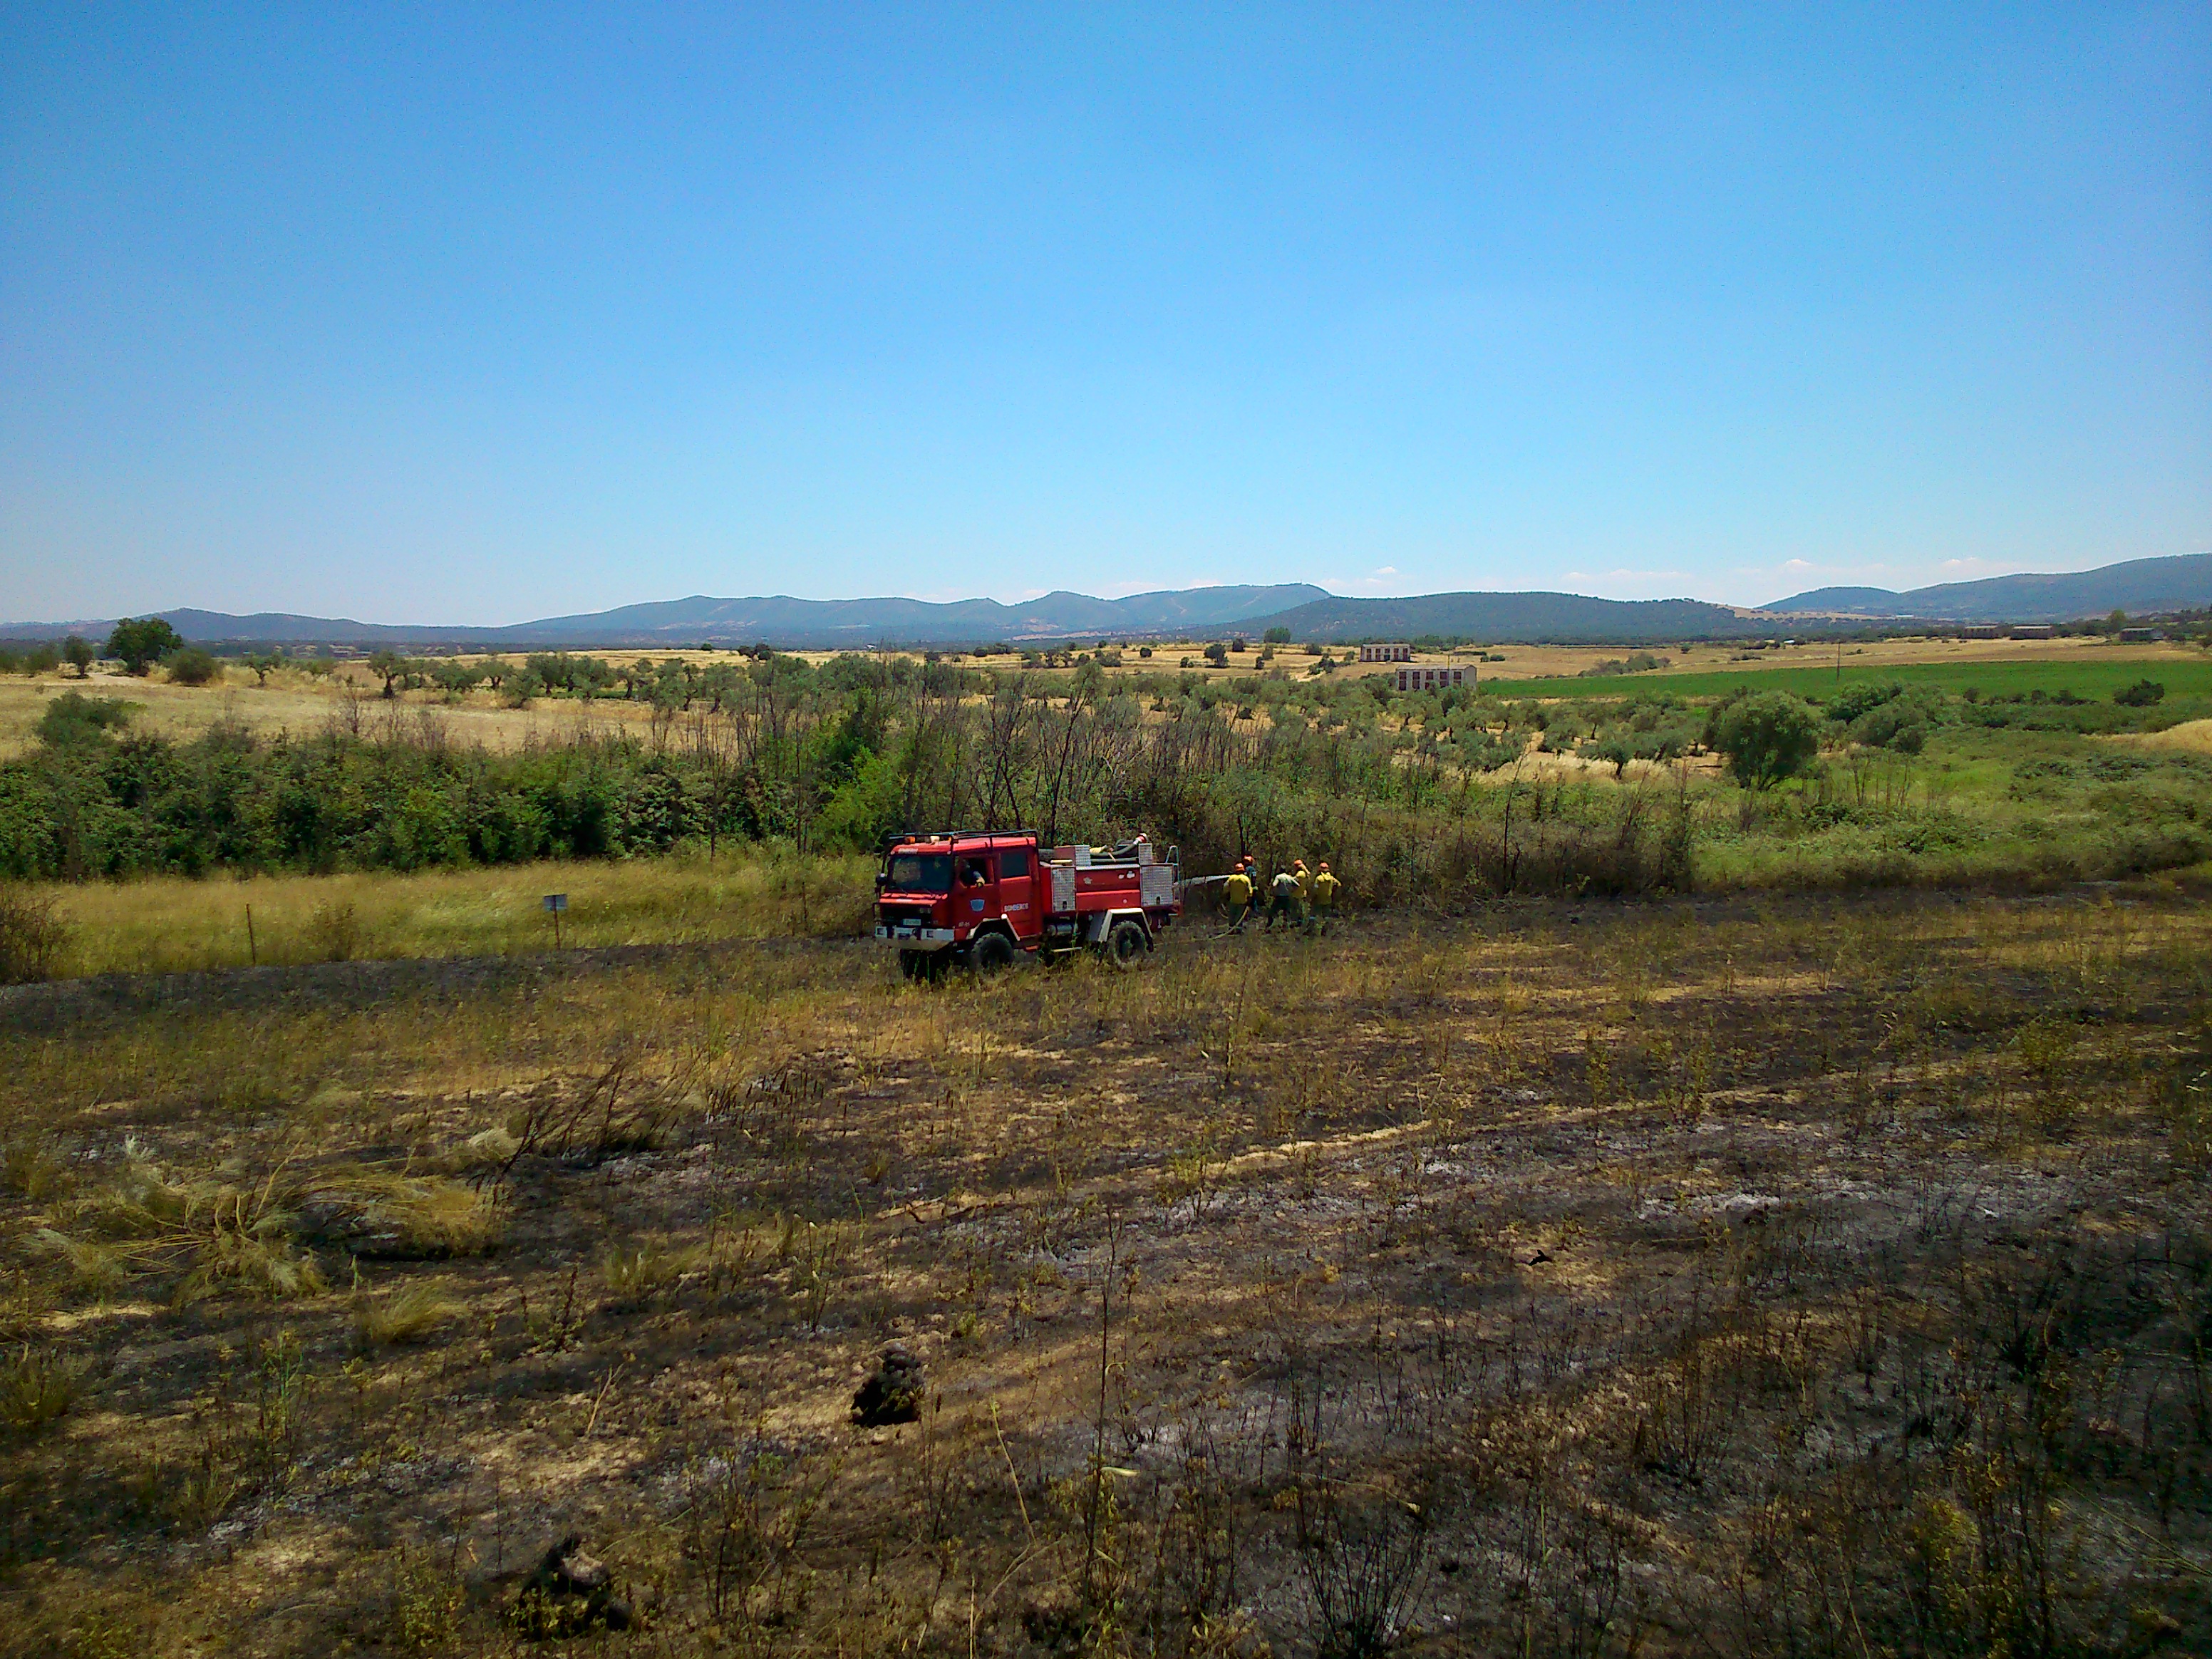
(874, 872, 887, 892)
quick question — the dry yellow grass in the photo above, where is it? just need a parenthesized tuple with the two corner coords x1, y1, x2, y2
(2124, 715, 2212, 755)
(7, 631, 2198, 762)
(0, 665, 689, 760)
(354, 1281, 465, 1345)
(25, 849, 874, 976)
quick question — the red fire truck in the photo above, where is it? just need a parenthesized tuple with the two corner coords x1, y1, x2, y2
(874, 830, 1182, 978)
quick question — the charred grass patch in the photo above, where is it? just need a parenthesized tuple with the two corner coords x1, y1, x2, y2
(1, 891, 2209, 1655)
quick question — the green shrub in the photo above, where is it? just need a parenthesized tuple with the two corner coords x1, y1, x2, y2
(164, 648, 219, 686)
(1851, 688, 1950, 753)
(1707, 691, 1822, 788)
(34, 693, 135, 748)
(2114, 678, 2166, 707)
(1827, 680, 1905, 722)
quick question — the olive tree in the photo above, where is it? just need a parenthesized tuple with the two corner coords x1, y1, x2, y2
(106, 617, 184, 676)
(366, 649, 415, 698)
(1706, 691, 1821, 789)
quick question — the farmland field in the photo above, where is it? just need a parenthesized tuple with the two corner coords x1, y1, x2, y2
(1479, 645, 2212, 703)
(2, 888, 2208, 1656)
(5, 635, 2203, 762)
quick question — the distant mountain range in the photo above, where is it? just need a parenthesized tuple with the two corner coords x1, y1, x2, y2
(501, 584, 1330, 646)
(3, 585, 1330, 651)
(1237, 591, 1758, 644)
(2, 586, 1767, 648)
(8, 552, 2206, 649)
(1763, 552, 2212, 622)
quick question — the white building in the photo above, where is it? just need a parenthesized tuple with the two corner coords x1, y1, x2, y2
(1395, 666, 1469, 693)
(1358, 643, 1412, 663)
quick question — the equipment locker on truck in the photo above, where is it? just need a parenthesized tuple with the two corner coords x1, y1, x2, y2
(874, 830, 1181, 979)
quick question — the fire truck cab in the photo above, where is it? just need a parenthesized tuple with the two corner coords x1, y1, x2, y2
(874, 830, 1180, 978)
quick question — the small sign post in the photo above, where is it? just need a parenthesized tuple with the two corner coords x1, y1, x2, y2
(542, 892, 567, 950)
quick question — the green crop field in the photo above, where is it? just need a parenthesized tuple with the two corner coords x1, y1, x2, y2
(1480, 651, 2212, 703)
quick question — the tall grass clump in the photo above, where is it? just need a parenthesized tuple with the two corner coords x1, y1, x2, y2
(353, 1282, 463, 1347)
(1, 1345, 91, 1435)
(316, 1171, 504, 1257)
(31, 1140, 326, 1303)
(0, 883, 66, 982)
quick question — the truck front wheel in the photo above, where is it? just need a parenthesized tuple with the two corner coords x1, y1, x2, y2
(971, 931, 1017, 975)
(1104, 919, 1150, 967)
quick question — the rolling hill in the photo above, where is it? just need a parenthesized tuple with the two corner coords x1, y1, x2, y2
(1764, 552, 2212, 621)
(11, 552, 2205, 651)
(1237, 591, 1761, 644)
(2, 585, 1330, 651)
(6, 584, 1764, 649)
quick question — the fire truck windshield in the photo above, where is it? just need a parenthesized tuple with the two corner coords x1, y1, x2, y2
(885, 852, 953, 892)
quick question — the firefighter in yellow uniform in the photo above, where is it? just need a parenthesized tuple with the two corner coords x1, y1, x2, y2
(1265, 864, 1303, 931)
(1221, 862, 1254, 934)
(1310, 862, 1340, 934)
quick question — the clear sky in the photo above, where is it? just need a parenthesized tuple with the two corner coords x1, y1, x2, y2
(4, 4, 2207, 624)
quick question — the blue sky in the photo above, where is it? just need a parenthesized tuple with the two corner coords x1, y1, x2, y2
(3, 4, 2206, 624)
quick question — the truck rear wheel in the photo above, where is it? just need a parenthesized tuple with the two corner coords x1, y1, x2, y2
(1104, 918, 1149, 967)
(971, 931, 1016, 975)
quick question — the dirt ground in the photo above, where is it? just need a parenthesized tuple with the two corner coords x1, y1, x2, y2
(4, 888, 2208, 1656)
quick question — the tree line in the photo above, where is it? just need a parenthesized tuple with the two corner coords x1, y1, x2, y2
(0, 656, 1707, 899)
(10, 644, 2196, 895)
